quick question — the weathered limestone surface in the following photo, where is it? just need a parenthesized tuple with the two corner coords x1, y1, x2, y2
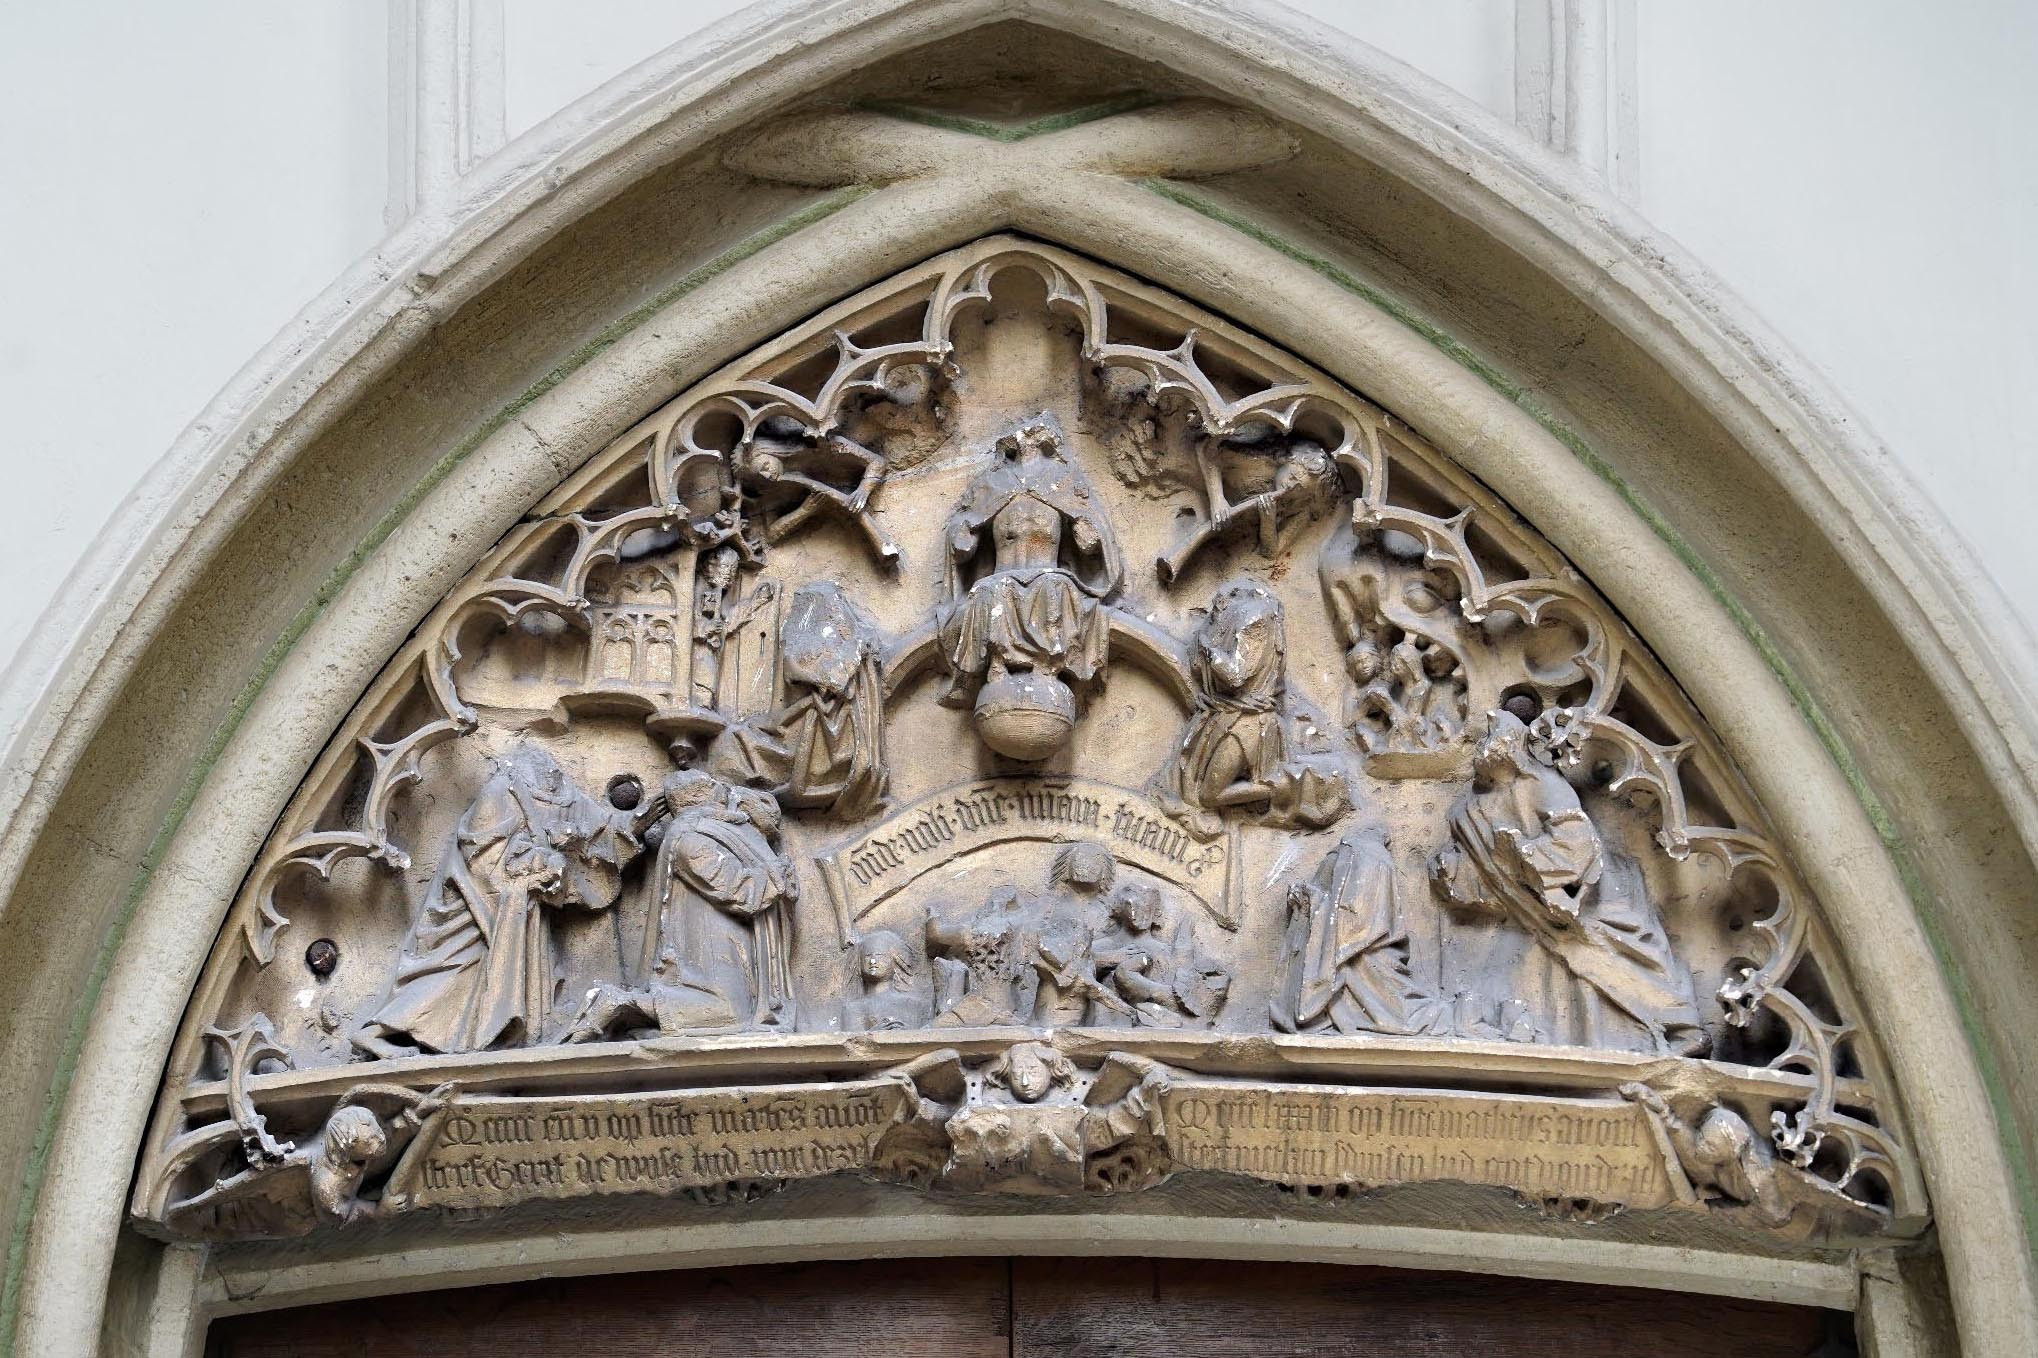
(7, 11, 2031, 1355)
(130, 239, 1921, 1259)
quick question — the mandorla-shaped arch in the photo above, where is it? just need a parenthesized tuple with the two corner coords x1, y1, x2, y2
(2, 4, 2034, 1355)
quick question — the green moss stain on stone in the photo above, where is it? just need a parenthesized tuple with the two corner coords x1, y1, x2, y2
(1140, 174, 2038, 1272)
(0, 185, 869, 1357)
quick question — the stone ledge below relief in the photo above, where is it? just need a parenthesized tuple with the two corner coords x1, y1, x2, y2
(144, 1040, 1916, 1249)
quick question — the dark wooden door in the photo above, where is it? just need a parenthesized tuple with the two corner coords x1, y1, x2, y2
(209, 1257, 1853, 1356)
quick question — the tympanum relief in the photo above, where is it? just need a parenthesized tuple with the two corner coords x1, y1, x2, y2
(134, 237, 1924, 1253)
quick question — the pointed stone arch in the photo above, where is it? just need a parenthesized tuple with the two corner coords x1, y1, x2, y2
(2, 6, 2031, 1356)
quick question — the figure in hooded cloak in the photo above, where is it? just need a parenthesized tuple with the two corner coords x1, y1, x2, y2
(712, 581, 889, 820)
(1153, 578, 1350, 838)
(355, 744, 644, 1057)
(1274, 826, 1442, 1036)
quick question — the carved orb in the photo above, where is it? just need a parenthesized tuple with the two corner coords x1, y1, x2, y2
(974, 672, 1075, 760)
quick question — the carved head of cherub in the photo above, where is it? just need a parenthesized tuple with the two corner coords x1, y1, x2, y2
(987, 1041, 1079, 1105)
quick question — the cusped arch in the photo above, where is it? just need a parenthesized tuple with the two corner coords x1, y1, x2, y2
(146, 237, 1922, 1238)
(2, 5, 2032, 1357)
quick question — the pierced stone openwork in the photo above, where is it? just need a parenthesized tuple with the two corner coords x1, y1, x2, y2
(133, 237, 1924, 1250)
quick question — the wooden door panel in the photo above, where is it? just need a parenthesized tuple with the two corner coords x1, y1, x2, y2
(210, 1256, 1848, 1356)
(1008, 1259, 1844, 1358)
(208, 1257, 1011, 1358)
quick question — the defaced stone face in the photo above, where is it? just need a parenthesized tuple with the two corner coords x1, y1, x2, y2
(130, 236, 1924, 1249)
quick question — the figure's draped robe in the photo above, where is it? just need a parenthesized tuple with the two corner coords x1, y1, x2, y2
(936, 451, 1122, 702)
(369, 773, 628, 1053)
(638, 803, 795, 1030)
(769, 652, 886, 818)
(1435, 767, 1699, 1052)
(1276, 830, 1440, 1035)
(1154, 599, 1347, 832)
(715, 606, 887, 820)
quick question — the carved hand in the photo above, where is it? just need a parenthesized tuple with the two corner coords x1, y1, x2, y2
(1617, 1082, 1669, 1118)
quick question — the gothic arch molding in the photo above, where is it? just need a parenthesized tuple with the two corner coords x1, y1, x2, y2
(3, 5, 2032, 1356)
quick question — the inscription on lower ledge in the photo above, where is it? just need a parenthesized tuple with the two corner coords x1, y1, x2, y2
(387, 1078, 913, 1212)
(1158, 1082, 1676, 1207)
(150, 1047, 1901, 1242)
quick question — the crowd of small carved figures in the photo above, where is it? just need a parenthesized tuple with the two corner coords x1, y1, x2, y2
(140, 243, 1915, 1245)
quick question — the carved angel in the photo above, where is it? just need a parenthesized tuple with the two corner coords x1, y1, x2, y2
(732, 417, 900, 565)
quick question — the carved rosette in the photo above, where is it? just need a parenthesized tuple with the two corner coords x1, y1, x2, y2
(132, 235, 1924, 1252)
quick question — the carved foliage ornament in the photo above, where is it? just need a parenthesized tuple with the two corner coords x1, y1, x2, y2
(134, 237, 1924, 1249)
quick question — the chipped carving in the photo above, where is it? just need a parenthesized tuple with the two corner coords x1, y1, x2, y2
(714, 580, 890, 819)
(134, 235, 1921, 1248)
(567, 769, 798, 1038)
(1273, 826, 1442, 1037)
(1431, 713, 1703, 1055)
(352, 744, 649, 1058)
(937, 418, 1123, 760)
(1152, 578, 1349, 837)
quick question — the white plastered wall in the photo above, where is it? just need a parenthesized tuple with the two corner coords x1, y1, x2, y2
(1, 2, 2033, 1353)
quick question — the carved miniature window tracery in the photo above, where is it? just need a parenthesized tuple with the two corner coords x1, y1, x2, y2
(134, 236, 1924, 1252)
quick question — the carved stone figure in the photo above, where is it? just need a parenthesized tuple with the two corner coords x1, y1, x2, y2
(940, 1040, 1089, 1194)
(1152, 578, 1349, 838)
(844, 929, 932, 1031)
(713, 580, 888, 819)
(937, 418, 1123, 759)
(164, 1084, 449, 1240)
(568, 770, 798, 1037)
(1031, 840, 1115, 1024)
(139, 238, 1922, 1249)
(732, 418, 900, 566)
(1344, 633, 1462, 755)
(1620, 1084, 1790, 1226)
(1619, 1084, 1888, 1237)
(924, 842, 1126, 1027)
(1321, 530, 1469, 764)
(1274, 826, 1442, 1036)
(354, 744, 646, 1057)
(1431, 712, 1703, 1054)
(688, 545, 781, 713)
(1159, 432, 1339, 583)
(1089, 881, 1230, 1027)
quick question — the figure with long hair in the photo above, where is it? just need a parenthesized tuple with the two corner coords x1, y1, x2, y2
(1431, 711, 1703, 1054)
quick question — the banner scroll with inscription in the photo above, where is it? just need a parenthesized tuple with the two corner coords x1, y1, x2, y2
(386, 1078, 913, 1213)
